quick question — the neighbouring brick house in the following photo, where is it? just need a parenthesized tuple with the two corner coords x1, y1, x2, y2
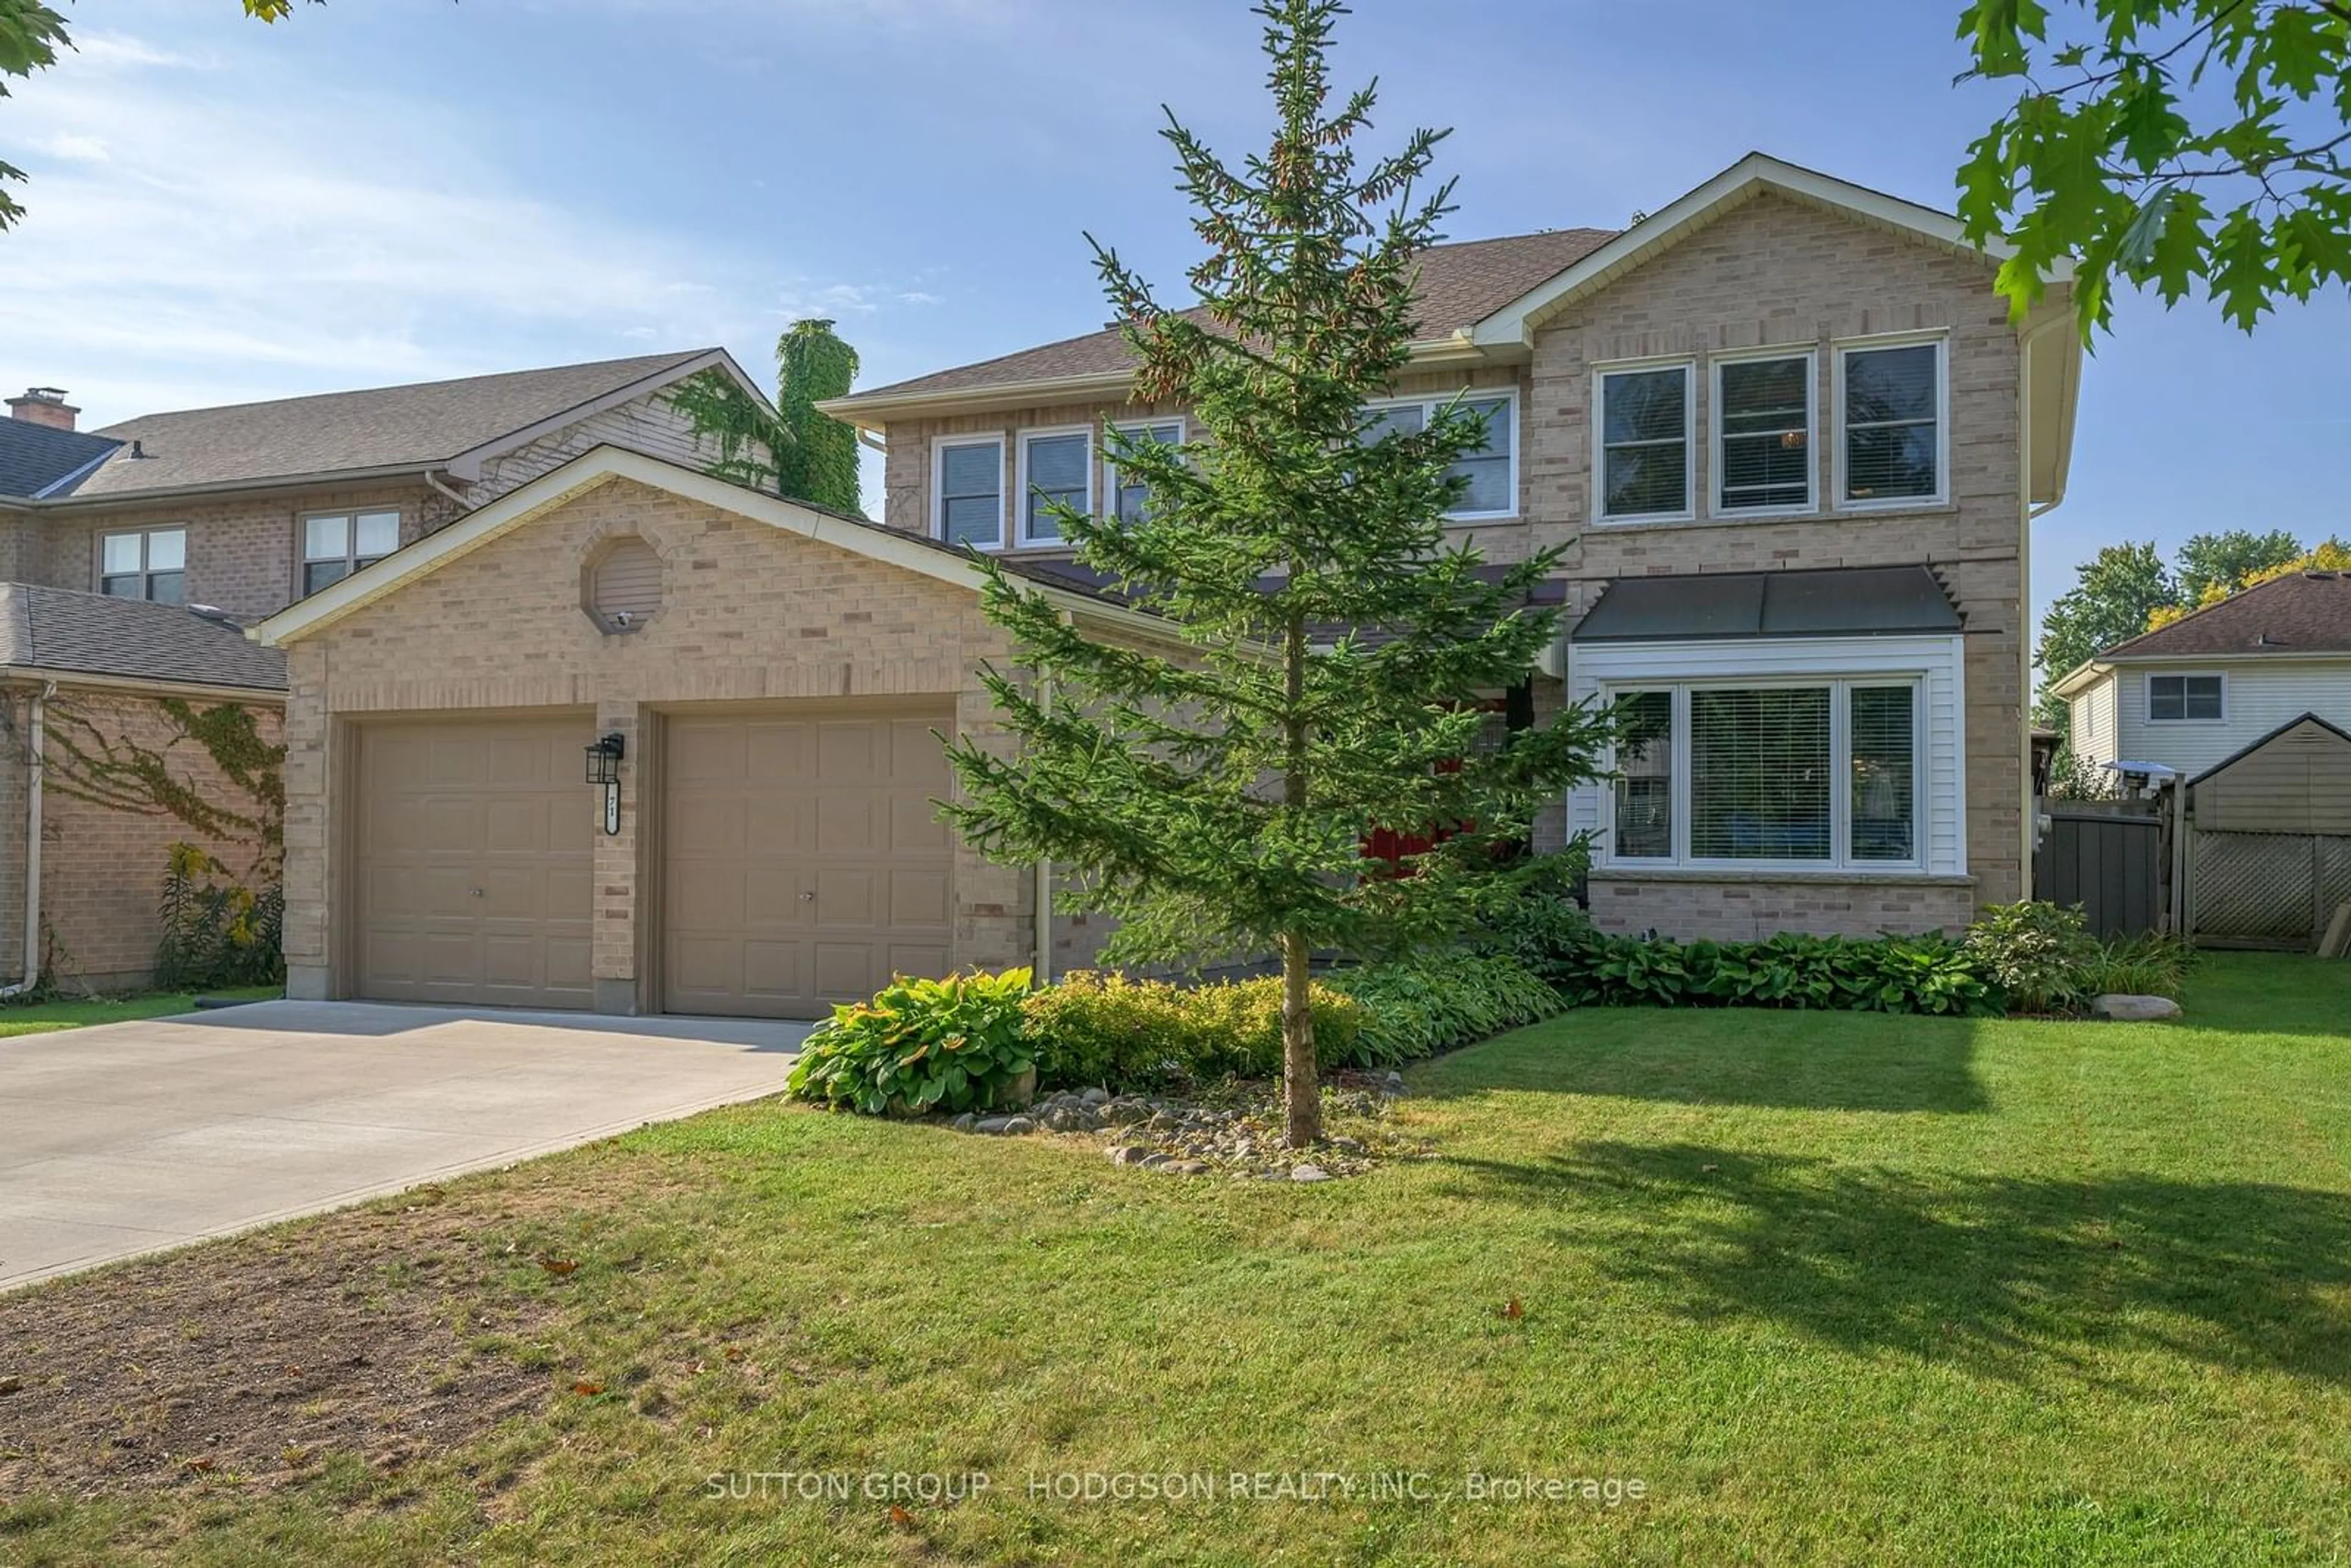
(242, 151, 2083, 1022)
(0, 351, 748, 990)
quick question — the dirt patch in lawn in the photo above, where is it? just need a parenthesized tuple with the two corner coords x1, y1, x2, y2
(0, 1163, 660, 1501)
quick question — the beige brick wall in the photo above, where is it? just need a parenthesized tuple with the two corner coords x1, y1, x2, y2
(1584, 874, 1979, 942)
(280, 476, 1032, 1005)
(28, 482, 459, 623)
(0, 686, 283, 991)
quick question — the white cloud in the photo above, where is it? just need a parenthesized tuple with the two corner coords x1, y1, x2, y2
(0, 33, 912, 425)
(28, 132, 110, 163)
(64, 31, 198, 71)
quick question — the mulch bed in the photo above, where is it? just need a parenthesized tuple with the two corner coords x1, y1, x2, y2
(0, 1176, 591, 1501)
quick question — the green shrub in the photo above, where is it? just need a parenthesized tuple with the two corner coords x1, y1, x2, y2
(1496, 904, 1999, 1017)
(1329, 953, 1565, 1065)
(2083, 931, 2197, 1000)
(156, 842, 285, 991)
(1963, 901, 2102, 1014)
(787, 969, 1036, 1116)
(1021, 970, 1364, 1090)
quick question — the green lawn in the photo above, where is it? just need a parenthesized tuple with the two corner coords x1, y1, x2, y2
(0, 985, 283, 1038)
(4, 954, 2348, 1564)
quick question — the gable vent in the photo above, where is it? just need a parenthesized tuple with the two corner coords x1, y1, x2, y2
(588, 537, 663, 632)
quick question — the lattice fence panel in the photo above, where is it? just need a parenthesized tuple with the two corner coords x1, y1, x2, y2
(2191, 831, 2351, 947)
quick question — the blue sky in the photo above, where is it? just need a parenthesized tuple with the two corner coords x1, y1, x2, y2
(4, 0, 2345, 637)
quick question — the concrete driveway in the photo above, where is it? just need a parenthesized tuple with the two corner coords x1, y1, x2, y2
(0, 1000, 808, 1292)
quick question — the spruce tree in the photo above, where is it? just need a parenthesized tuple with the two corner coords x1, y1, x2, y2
(942, 0, 1614, 1149)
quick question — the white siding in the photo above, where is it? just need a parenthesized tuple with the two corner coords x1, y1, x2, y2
(1564, 632, 1968, 877)
(2068, 676, 2120, 772)
(2112, 658, 2351, 776)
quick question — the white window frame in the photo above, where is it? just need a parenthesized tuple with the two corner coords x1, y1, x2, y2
(1598, 675, 1927, 873)
(1104, 416, 1185, 526)
(2145, 671, 2227, 724)
(1362, 386, 1519, 522)
(1709, 347, 1818, 519)
(931, 433, 1007, 550)
(1591, 356, 1695, 525)
(1014, 425, 1094, 549)
(97, 525, 187, 602)
(1832, 332, 1950, 512)
(298, 507, 400, 598)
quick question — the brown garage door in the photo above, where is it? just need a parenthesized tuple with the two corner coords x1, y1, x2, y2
(662, 707, 954, 1019)
(354, 719, 594, 1009)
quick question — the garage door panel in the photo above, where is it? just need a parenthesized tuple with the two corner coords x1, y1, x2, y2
(664, 708, 954, 1019)
(356, 718, 593, 1010)
(888, 869, 951, 926)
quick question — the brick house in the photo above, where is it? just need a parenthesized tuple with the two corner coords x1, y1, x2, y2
(0, 351, 749, 990)
(247, 152, 2083, 1020)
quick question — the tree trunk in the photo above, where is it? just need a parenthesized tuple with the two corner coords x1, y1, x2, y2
(1280, 930, 1321, 1148)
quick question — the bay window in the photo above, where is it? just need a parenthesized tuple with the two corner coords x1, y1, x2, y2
(1714, 353, 1814, 514)
(1607, 678, 1921, 868)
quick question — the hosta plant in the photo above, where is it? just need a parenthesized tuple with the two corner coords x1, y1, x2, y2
(787, 969, 1036, 1116)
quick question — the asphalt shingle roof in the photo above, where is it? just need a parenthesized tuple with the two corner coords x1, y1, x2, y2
(0, 419, 121, 500)
(838, 228, 1619, 406)
(0, 583, 287, 692)
(2102, 571, 2351, 659)
(67, 350, 714, 498)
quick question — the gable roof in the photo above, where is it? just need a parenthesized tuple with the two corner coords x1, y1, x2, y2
(0, 584, 287, 693)
(2105, 571, 2351, 659)
(2186, 711, 2351, 789)
(247, 445, 1179, 650)
(823, 151, 2079, 439)
(824, 227, 1617, 425)
(0, 419, 121, 500)
(53, 349, 750, 503)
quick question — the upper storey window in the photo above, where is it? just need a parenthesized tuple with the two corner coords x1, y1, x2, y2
(100, 527, 186, 603)
(1106, 419, 1184, 525)
(935, 436, 1005, 549)
(1362, 391, 1517, 520)
(1018, 429, 1091, 546)
(302, 509, 399, 596)
(1838, 339, 1946, 507)
(1595, 363, 1692, 522)
(1714, 353, 1815, 515)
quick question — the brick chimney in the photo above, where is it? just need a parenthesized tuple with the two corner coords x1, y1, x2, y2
(7, 388, 78, 431)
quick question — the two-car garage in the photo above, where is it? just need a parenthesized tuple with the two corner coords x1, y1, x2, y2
(348, 705, 956, 1019)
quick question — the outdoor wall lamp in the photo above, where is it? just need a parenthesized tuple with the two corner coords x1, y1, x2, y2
(585, 732, 624, 835)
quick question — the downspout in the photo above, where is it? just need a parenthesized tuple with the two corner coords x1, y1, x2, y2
(2, 681, 54, 999)
(1032, 670, 1054, 985)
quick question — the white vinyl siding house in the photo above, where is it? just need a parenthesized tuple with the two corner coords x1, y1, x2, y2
(2068, 658, 2351, 778)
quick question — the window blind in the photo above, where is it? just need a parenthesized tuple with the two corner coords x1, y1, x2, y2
(939, 442, 1002, 547)
(1689, 686, 1831, 859)
(1718, 356, 1811, 511)
(1023, 433, 1088, 541)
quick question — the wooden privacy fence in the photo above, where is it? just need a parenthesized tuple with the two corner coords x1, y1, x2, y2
(2035, 804, 2165, 941)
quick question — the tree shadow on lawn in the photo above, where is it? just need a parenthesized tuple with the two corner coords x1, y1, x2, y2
(1446, 1141, 2351, 1384)
(1421, 1009, 1991, 1114)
